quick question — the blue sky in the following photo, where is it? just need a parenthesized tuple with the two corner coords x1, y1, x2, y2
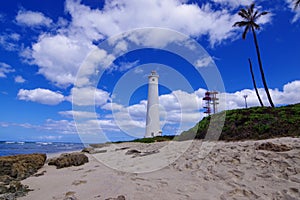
(0, 0, 299, 143)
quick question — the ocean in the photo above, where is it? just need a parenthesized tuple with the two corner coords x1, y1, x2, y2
(0, 141, 85, 157)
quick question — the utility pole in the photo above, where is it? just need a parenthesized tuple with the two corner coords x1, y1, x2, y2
(243, 95, 248, 108)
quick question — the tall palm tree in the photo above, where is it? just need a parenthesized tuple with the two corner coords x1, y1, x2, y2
(233, 3, 275, 107)
(248, 58, 264, 107)
(294, 0, 300, 9)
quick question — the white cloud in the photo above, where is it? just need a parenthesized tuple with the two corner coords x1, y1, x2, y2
(29, 34, 93, 87)
(194, 56, 214, 68)
(16, 10, 53, 27)
(222, 80, 300, 109)
(59, 110, 98, 119)
(70, 87, 110, 106)
(0, 62, 15, 77)
(14, 75, 26, 83)
(273, 80, 300, 104)
(17, 88, 64, 105)
(24, 0, 272, 87)
(0, 33, 21, 51)
(43, 119, 76, 134)
(102, 102, 124, 111)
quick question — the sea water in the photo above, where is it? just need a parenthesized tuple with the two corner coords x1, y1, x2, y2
(0, 141, 85, 156)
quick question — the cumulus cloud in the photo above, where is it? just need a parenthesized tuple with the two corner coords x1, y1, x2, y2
(16, 10, 53, 27)
(24, 0, 273, 87)
(70, 87, 110, 106)
(17, 88, 65, 105)
(222, 80, 300, 109)
(0, 62, 15, 77)
(29, 34, 93, 87)
(14, 75, 26, 83)
(65, 0, 247, 45)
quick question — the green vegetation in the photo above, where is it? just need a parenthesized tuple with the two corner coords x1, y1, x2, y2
(130, 135, 175, 143)
(180, 103, 300, 141)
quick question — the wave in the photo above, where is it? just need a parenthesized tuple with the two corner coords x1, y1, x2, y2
(35, 142, 52, 145)
(5, 141, 15, 144)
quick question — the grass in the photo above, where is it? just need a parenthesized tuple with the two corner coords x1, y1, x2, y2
(180, 103, 300, 141)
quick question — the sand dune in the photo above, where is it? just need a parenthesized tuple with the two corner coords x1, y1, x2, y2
(20, 137, 300, 200)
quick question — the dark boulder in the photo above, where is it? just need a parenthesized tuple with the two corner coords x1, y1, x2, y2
(48, 152, 89, 169)
(0, 153, 46, 181)
(0, 153, 46, 199)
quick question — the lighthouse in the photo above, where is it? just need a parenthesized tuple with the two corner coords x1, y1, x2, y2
(145, 70, 161, 138)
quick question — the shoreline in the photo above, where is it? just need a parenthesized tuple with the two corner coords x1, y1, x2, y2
(16, 136, 300, 200)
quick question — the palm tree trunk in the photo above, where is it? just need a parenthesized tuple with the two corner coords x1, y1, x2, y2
(248, 58, 264, 107)
(251, 27, 275, 107)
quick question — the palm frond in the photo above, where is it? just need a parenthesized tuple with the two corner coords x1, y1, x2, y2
(249, 3, 255, 14)
(233, 21, 249, 27)
(294, 0, 300, 9)
(252, 23, 260, 30)
(238, 9, 249, 19)
(242, 25, 250, 39)
(234, 3, 268, 35)
(253, 11, 259, 19)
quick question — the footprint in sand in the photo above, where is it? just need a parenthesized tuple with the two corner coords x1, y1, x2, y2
(63, 191, 78, 200)
(226, 188, 259, 199)
(177, 184, 198, 193)
(72, 180, 87, 186)
(85, 169, 96, 173)
(72, 168, 84, 171)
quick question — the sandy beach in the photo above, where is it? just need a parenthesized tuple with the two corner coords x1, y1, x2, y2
(19, 137, 300, 200)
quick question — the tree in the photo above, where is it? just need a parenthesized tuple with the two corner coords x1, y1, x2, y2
(233, 3, 275, 107)
(294, 0, 300, 9)
(248, 58, 264, 107)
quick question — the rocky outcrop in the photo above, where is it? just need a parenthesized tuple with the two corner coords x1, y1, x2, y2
(0, 153, 46, 181)
(105, 195, 126, 200)
(256, 142, 292, 152)
(48, 152, 88, 169)
(0, 153, 46, 199)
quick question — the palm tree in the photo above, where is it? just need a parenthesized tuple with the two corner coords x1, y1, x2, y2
(294, 0, 300, 9)
(248, 58, 264, 107)
(233, 3, 275, 107)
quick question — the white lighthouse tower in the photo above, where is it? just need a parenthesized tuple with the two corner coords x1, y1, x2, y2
(145, 70, 161, 138)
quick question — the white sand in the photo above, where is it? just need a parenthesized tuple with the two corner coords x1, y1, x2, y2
(20, 137, 300, 200)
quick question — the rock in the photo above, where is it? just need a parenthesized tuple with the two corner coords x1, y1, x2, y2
(82, 148, 107, 154)
(105, 195, 126, 200)
(0, 154, 46, 199)
(256, 142, 292, 152)
(125, 149, 141, 155)
(48, 152, 89, 169)
(0, 153, 46, 181)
